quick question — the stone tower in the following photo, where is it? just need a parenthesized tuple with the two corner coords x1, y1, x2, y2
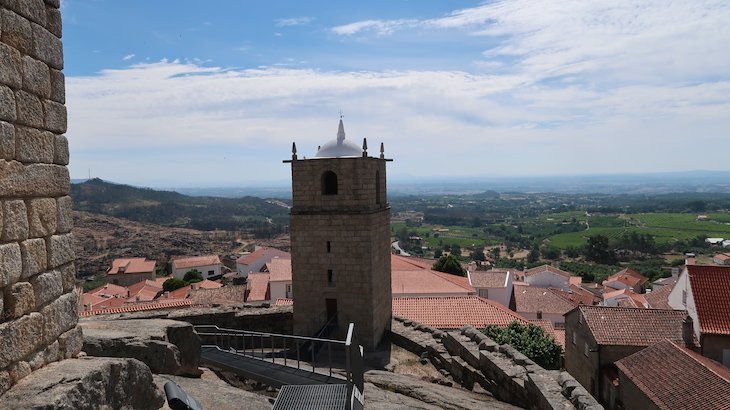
(286, 119, 391, 350)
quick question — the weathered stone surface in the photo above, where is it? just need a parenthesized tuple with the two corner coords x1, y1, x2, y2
(43, 99, 66, 133)
(4, 281, 36, 319)
(45, 6, 62, 38)
(30, 270, 62, 308)
(0, 86, 16, 122)
(28, 340, 59, 370)
(15, 90, 44, 128)
(47, 233, 74, 268)
(2, 0, 47, 26)
(56, 195, 72, 233)
(0, 357, 166, 410)
(58, 262, 75, 291)
(15, 126, 54, 164)
(58, 324, 83, 359)
(1, 9, 33, 55)
(365, 370, 519, 410)
(154, 371, 272, 410)
(0, 121, 15, 159)
(27, 197, 57, 237)
(0, 312, 44, 369)
(7, 360, 31, 384)
(49, 68, 64, 103)
(0, 371, 10, 397)
(20, 237, 46, 278)
(0, 43, 22, 90)
(0, 161, 70, 197)
(40, 290, 77, 345)
(0, 242, 22, 286)
(2, 199, 29, 241)
(31, 21, 63, 69)
(22, 55, 51, 98)
(44, 0, 61, 8)
(53, 133, 68, 164)
(81, 319, 202, 376)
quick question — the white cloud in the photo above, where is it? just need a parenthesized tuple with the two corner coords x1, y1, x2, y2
(122, 53, 135, 61)
(275, 17, 314, 27)
(331, 19, 418, 36)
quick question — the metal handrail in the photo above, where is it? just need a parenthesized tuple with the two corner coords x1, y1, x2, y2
(194, 324, 348, 345)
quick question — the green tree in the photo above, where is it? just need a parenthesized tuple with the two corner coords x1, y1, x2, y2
(527, 244, 540, 263)
(584, 234, 617, 265)
(489, 247, 501, 260)
(432, 254, 466, 276)
(450, 244, 462, 257)
(470, 248, 486, 261)
(183, 269, 203, 283)
(482, 322, 562, 369)
(163, 278, 187, 292)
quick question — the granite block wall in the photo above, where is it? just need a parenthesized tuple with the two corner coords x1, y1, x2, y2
(0, 0, 82, 396)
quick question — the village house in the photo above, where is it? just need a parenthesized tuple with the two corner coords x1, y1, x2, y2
(564, 305, 692, 408)
(615, 339, 730, 410)
(512, 284, 574, 326)
(669, 264, 730, 366)
(391, 295, 528, 330)
(467, 268, 514, 307)
(172, 255, 223, 280)
(107, 257, 156, 287)
(712, 252, 730, 265)
(521, 264, 580, 290)
(551, 284, 601, 306)
(602, 267, 648, 293)
(602, 288, 648, 308)
(391, 255, 474, 297)
(236, 246, 291, 279)
(267, 257, 293, 300)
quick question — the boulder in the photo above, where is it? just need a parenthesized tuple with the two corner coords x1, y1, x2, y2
(0, 357, 164, 410)
(80, 319, 201, 376)
(153, 370, 272, 410)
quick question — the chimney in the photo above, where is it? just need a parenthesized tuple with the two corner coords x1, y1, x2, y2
(682, 315, 695, 348)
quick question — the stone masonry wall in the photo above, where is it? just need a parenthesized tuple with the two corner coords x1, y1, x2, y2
(0, 0, 82, 396)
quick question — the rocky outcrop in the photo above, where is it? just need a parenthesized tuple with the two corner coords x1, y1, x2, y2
(0, 357, 165, 410)
(80, 319, 201, 376)
(153, 370, 273, 410)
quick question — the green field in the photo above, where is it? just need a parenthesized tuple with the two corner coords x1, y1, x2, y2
(391, 221, 494, 250)
(545, 212, 730, 248)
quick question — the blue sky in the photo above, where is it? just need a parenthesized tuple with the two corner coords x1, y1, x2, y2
(62, 0, 730, 187)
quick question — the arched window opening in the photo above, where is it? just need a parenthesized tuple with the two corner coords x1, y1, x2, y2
(322, 171, 338, 195)
(375, 171, 381, 205)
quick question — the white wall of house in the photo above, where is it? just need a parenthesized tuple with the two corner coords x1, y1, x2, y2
(270, 280, 293, 301)
(237, 249, 289, 278)
(668, 267, 700, 338)
(173, 263, 222, 280)
(603, 279, 630, 291)
(474, 275, 513, 307)
(525, 271, 569, 290)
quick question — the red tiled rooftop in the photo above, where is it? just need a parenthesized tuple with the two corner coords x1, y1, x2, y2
(524, 264, 573, 278)
(79, 299, 193, 317)
(194, 279, 223, 289)
(603, 267, 648, 289)
(245, 273, 270, 302)
(604, 288, 648, 308)
(275, 298, 293, 306)
(575, 305, 689, 346)
(644, 281, 677, 310)
(392, 296, 528, 329)
(552, 285, 599, 306)
(172, 255, 221, 270)
(687, 265, 730, 335)
(713, 253, 730, 261)
(88, 283, 128, 298)
(268, 258, 292, 282)
(108, 258, 156, 275)
(236, 247, 290, 265)
(166, 285, 192, 299)
(469, 269, 510, 288)
(513, 285, 575, 315)
(615, 340, 730, 410)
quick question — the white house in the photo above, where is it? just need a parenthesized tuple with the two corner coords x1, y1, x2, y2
(267, 257, 293, 301)
(523, 265, 579, 290)
(467, 268, 514, 307)
(705, 237, 724, 245)
(172, 255, 223, 280)
(236, 246, 290, 279)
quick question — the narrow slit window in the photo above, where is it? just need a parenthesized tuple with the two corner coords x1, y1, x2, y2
(322, 171, 338, 195)
(327, 269, 334, 285)
(327, 241, 331, 253)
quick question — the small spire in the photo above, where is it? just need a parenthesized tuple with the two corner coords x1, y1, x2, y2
(380, 142, 385, 159)
(362, 138, 368, 157)
(292, 142, 297, 160)
(337, 118, 345, 144)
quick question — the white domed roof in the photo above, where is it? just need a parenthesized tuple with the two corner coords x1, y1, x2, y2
(315, 119, 362, 158)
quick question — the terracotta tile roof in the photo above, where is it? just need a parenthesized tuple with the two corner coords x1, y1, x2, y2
(88, 283, 128, 298)
(172, 255, 221, 270)
(603, 287, 648, 308)
(166, 285, 192, 299)
(513, 285, 575, 315)
(713, 253, 730, 261)
(267, 258, 292, 282)
(575, 305, 689, 346)
(126, 279, 163, 302)
(644, 281, 676, 310)
(392, 255, 474, 296)
(194, 279, 223, 289)
(190, 285, 246, 307)
(469, 269, 510, 288)
(686, 265, 730, 335)
(275, 298, 293, 306)
(391, 255, 436, 271)
(615, 340, 730, 410)
(551, 285, 600, 306)
(236, 247, 290, 265)
(524, 264, 572, 278)
(392, 296, 528, 329)
(79, 299, 192, 317)
(245, 273, 270, 302)
(568, 276, 582, 285)
(107, 258, 156, 275)
(603, 267, 648, 289)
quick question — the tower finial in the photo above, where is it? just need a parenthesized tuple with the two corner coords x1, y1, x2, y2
(380, 142, 385, 159)
(362, 138, 368, 157)
(337, 116, 346, 144)
(292, 142, 297, 160)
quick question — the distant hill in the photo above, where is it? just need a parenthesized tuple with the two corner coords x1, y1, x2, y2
(70, 179, 290, 234)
